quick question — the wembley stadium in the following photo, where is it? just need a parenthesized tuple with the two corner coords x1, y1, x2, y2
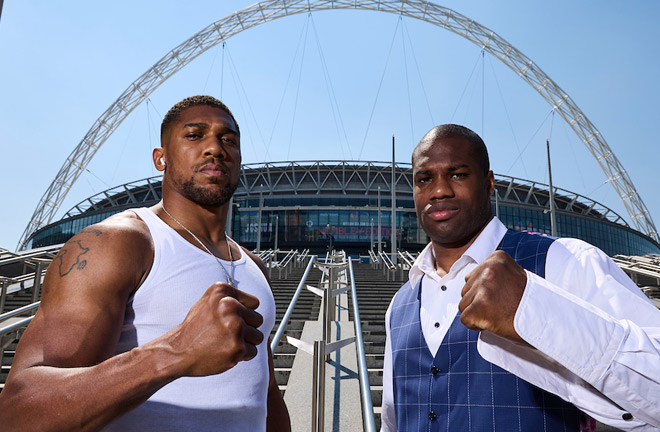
(26, 160, 660, 257)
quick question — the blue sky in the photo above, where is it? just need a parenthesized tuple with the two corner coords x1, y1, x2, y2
(1, 1, 659, 250)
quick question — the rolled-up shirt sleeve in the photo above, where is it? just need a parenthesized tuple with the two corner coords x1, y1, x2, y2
(478, 238, 660, 431)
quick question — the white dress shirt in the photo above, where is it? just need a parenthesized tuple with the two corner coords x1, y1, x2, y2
(381, 217, 660, 432)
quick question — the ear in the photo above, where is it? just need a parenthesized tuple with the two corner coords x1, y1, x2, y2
(486, 170, 495, 196)
(153, 147, 166, 171)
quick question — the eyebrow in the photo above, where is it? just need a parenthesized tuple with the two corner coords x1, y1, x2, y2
(414, 169, 432, 177)
(182, 122, 238, 135)
(414, 164, 469, 176)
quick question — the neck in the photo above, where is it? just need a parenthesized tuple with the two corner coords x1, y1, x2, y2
(431, 217, 492, 276)
(158, 192, 230, 245)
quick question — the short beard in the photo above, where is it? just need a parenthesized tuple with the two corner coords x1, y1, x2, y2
(180, 176, 238, 207)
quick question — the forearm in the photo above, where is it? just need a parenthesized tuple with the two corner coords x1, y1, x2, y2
(0, 341, 183, 432)
(513, 274, 660, 428)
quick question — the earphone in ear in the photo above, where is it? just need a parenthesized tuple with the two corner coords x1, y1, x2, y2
(160, 158, 166, 167)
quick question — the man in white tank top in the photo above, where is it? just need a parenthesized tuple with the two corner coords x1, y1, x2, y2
(0, 96, 291, 431)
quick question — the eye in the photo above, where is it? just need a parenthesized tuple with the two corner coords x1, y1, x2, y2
(221, 136, 237, 145)
(415, 176, 431, 184)
(451, 172, 468, 179)
(185, 132, 202, 140)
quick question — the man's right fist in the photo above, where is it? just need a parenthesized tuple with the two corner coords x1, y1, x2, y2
(169, 282, 264, 377)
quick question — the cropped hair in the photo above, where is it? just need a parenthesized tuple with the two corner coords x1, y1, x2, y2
(414, 124, 490, 174)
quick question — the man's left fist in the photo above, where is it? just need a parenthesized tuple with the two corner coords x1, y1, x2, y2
(458, 250, 528, 343)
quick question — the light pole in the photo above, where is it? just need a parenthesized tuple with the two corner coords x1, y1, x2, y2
(256, 184, 263, 251)
(377, 187, 382, 254)
(274, 214, 279, 251)
(370, 218, 374, 252)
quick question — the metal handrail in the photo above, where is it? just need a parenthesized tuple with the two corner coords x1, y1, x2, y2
(0, 302, 40, 323)
(278, 250, 298, 268)
(378, 251, 396, 270)
(397, 250, 415, 268)
(0, 249, 58, 266)
(347, 257, 376, 432)
(0, 316, 34, 336)
(296, 249, 310, 262)
(270, 256, 317, 351)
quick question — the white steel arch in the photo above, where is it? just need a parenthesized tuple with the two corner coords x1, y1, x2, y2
(18, 0, 658, 248)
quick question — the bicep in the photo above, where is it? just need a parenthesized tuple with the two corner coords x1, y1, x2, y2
(11, 225, 149, 371)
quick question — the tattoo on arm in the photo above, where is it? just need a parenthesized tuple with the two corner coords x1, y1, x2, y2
(78, 227, 103, 236)
(56, 229, 102, 277)
(57, 241, 91, 277)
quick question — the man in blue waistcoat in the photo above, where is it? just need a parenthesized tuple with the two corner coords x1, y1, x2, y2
(380, 124, 660, 431)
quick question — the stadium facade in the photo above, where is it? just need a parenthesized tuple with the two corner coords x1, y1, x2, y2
(26, 161, 660, 257)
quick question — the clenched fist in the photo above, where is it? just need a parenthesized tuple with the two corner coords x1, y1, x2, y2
(458, 250, 528, 344)
(165, 282, 264, 377)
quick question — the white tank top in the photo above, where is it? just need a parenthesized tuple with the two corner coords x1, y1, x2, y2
(104, 207, 275, 432)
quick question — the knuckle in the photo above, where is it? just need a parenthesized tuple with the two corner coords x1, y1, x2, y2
(218, 296, 239, 313)
(480, 266, 496, 282)
(214, 282, 233, 295)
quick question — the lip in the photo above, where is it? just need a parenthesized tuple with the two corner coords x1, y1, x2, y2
(199, 163, 227, 177)
(423, 203, 459, 222)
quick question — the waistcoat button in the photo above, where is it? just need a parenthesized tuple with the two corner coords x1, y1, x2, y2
(430, 366, 439, 375)
(428, 411, 437, 421)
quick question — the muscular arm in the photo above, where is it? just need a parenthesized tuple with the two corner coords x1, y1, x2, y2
(0, 214, 263, 431)
(242, 248, 292, 432)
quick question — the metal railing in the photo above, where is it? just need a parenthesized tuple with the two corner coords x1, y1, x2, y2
(348, 257, 376, 432)
(296, 249, 310, 264)
(0, 302, 41, 378)
(284, 251, 375, 432)
(367, 249, 379, 266)
(270, 255, 317, 350)
(0, 249, 56, 315)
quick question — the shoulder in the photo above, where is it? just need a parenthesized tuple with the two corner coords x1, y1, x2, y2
(47, 210, 154, 294)
(63, 210, 152, 262)
(547, 236, 643, 293)
(548, 237, 606, 268)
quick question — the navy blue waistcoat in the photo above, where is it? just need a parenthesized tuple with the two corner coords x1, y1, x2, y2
(389, 230, 581, 431)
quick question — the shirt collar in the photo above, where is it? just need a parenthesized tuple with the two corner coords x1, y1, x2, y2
(408, 217, 507, 289)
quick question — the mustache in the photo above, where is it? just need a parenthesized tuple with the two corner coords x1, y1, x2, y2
(195, 158, 230, 172)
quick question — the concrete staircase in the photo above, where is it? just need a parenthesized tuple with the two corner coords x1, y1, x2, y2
(268, 262, 323, 394)
(348, 262, 403, 430)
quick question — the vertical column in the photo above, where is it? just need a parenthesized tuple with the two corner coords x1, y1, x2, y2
(257, 184, 263, 251)
(0, 279, 8, 314)
(391, 136, 397, 265)
(377, 187, 382, 254)
(311, 340, 326, 432)
(32, 262, 43, 308)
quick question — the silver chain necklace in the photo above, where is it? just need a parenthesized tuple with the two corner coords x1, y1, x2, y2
(161, 205, 236, 287)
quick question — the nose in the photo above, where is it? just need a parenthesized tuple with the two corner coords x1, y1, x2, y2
(203, 136, 227, 159)
(430, 177, 454, 200)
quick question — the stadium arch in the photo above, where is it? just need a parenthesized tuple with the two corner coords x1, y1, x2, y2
(17, 0, 658, 249)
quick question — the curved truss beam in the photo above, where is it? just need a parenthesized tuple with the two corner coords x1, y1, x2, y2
(18, 0, 658, 249)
